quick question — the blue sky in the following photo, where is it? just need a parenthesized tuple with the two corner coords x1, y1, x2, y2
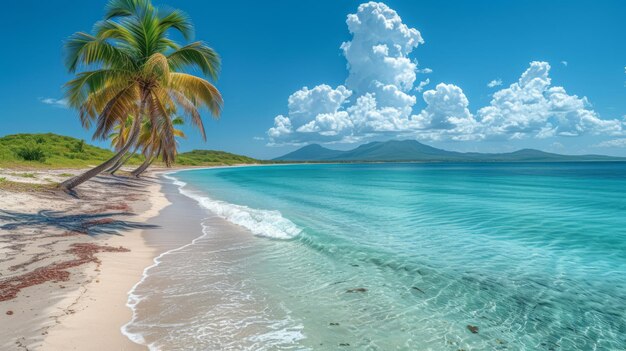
(1, 0, 626, 158)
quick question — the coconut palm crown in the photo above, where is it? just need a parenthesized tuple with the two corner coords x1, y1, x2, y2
(60, 0, 222, 191)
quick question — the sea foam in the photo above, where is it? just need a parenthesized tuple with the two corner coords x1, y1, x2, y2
(164, 173, 301, 240)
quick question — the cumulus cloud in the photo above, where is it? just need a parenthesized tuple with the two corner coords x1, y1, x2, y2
(476, 61, 623, 139)
(487, 79, 502, 88)
(417, 68, 433, 74)
(415, 79, 430, 92)
(39, 97, 68, 108)
(268, 85, 353, 144)
(268, 2, 425, 144)
(267, 2, 624, 145)
(594, 138, 626, 148)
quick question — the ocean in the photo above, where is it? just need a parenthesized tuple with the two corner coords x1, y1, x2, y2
(123, 163, 626, 350)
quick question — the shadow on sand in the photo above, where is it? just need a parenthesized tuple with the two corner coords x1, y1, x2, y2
(0, 209, 158, 236)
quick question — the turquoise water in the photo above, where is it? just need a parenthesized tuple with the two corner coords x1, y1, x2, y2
(129, 163, 626, 350)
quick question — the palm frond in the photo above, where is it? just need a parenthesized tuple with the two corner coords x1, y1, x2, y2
(65, 32, 135, 72)
(105, 0, 153, 20)
(168, 89, 205, 140)
(167, 42, 220, 80)
(169, 72, 223, 117)
(158, 9, 193, 40)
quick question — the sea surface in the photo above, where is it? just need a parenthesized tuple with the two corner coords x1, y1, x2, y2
(124, 163, 626, 350)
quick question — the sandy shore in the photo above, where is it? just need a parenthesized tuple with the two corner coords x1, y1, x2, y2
(0, 168, 170, 350)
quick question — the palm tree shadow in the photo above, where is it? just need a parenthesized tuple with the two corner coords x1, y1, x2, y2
(0, 209, 158, 236)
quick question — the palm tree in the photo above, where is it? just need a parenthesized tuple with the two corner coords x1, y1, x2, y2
(59, 0, 222, 191)
(106, 116, 137, 174)
(131, 116, 186, 177)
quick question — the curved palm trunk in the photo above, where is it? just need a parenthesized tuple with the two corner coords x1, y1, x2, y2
(105, 150, 127, 173)
(109, 147, 137, 174)
(59, 93, 148, 191)
(131, 145, 160, 178)
(130, 156, 156, 178)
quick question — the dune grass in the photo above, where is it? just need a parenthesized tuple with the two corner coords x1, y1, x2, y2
(0, 177, 58, 193)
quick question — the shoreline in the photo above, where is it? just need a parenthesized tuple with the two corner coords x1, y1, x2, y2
(0, 165, 251, 350)
(40, 175, 171, 350)
(0, 168, 178, 350)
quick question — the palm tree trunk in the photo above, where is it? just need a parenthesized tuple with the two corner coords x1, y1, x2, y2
(131, 149, 159, 178)
(130, 157, 153, 178)
(59, 94, 148, 191)
(106, 150, 127, 173)
(109, 147, 137, 174)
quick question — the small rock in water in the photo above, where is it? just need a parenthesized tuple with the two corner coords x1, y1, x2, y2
(467, 325, 479, 334)
(329, 322, 340, 326)
(346, 288, 367, 293)
(411, 286, 425, 293)
(6, 310, 13, 315)
(339, 343, 350, 346)
(350, 264, 359, 267)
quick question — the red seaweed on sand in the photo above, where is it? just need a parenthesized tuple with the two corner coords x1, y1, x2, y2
(0, 243, 129, 302)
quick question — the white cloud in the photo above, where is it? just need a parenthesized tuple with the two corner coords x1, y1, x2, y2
(417, 68, 433, 74)
(561, 61, 568, 67)
(487, 79, 502, 88)
(477, 61, 623, 139)
(268, 85, 353, 144)
(267, 3, 624, 146)
(594, 138, 626, 148)
(415, 78, 430, 92)
(268, 2, 425, 145)
(253, 136, 265, 141)
(39, 97, 68, 108)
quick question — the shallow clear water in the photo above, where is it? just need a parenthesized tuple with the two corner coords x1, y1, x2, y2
(126, 163, 626, 350)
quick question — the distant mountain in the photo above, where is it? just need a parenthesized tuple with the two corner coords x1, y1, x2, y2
(275, 144, 345, 161)
(274, 140, 625, 163)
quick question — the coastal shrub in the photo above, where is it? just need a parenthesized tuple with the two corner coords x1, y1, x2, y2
(72, 140, 85, 153)
(16, 146, 46, 162)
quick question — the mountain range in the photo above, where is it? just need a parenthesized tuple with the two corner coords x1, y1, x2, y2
(274, 140, 625, 162)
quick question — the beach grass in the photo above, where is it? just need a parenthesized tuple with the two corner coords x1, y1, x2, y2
(0, 177, 58, 192)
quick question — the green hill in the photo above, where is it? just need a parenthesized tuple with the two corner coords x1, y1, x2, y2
(176, 149, 260, 166)
(0, 133, 260, 169)
(0, 133, 141, 168)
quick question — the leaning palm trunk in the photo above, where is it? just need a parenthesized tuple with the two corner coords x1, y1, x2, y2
(131, 145, 161, 178)
(105, 150, 128, 173)
(59, 107, 144, 191)
(109, 147, 137, 174)
(130, 155, 156, 178)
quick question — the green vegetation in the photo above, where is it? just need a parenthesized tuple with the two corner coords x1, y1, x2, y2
(0, 133, 144, 169)
(176, 150, 260, 166)
(59, 0, 223, 190)
(12, 172, 36, 178)
(0, 178, 58, 193)
(0, 133, 260, 169)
